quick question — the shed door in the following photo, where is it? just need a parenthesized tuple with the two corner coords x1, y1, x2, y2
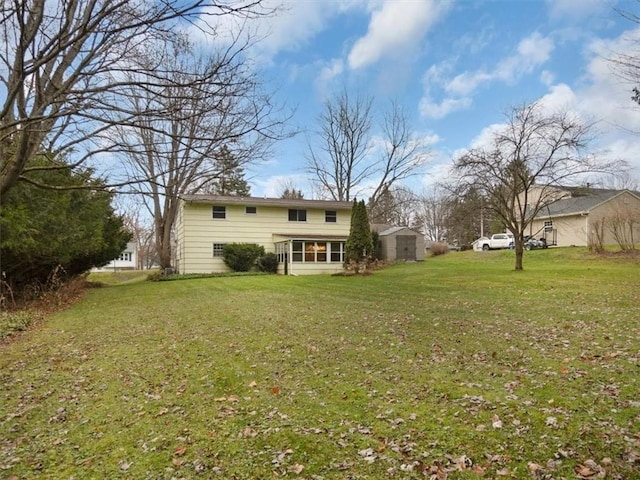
(396, 235, 416, 261)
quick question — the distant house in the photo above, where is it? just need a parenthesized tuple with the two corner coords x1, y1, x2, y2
(528, 187, 640, 247)
(371, 224, 425, 261)
(93, 241, 137, 271)
(175, 195, 353, 275)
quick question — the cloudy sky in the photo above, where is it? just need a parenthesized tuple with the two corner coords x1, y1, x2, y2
(213, 0, 640, 197)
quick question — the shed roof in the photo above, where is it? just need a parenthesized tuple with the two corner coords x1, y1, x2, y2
(180, 194, 353, 210)
(371, 223, 422, 236)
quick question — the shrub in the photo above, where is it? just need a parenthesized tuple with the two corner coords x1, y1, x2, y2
(223, 243, 265, 272)
(257, 253, 279, 274)
(430, 242, 450, 256)
(0, 310, 37, 339)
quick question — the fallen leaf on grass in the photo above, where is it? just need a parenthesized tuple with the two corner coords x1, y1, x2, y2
(491, 415, 503, 429)
(575, 460, 606, 479)
(271, 386, 280, 395)
(174, 445, 186, 456)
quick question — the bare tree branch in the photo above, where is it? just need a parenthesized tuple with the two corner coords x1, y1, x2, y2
(108, 34, 289, 269)
(0, 0, 271, 202)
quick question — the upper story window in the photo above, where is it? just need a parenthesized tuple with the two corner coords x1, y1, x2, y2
(288, 209, 307, 222)
(212, 206, 226, 219)
(325, 210, 337, 223)
(245, 206, 257, 214)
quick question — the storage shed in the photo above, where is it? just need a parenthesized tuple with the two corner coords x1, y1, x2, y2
(371, 224, 425, 261)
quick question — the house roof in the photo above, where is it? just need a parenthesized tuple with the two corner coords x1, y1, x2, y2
(535, 188, 640, 218)
(180, 194, 353, 210)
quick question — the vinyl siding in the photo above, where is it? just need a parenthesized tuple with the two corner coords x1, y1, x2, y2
(529, 191, 640, 247)
(177, 200, 351, 274)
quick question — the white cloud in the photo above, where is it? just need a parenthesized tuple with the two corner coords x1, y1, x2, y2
(348, 0, 449, 70)
(445, 32, 553, 95)
(489, 32, 555, 86)
(188, 0, 360, 63)
(448, 25, 640, 180)
(546, 0, 609, 21)
(420, 32, 554, 119)
(419, 96, 472, 119)
(445, 71, 492, 96)
(314, 58, 345, 98)
(537, 83, 578, 112)
(540, 70, 555, 86)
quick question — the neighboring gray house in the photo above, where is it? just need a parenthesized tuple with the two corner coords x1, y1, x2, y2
(371, 224, 425, 261)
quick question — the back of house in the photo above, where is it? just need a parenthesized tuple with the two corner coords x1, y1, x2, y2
(175, 195, 353, 275)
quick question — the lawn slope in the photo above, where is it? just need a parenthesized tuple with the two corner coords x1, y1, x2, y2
(1, 249, 639, 479)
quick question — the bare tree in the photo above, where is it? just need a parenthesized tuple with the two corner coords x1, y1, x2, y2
(110, 37, 287, 270)
(306, 89, 373, 202)
(368, 185, 418, 227)
(307, 92, 429, 206)
(0, 0, 270, 202)
(278, 179, 304, 199)
(117, 199, 158, 269)
(415, 187, 450, 243)
(368, 101, 430, 210)
(610, 2, 640, 105)
(608, 200, 640, 250)
(453, 101, 623, 270)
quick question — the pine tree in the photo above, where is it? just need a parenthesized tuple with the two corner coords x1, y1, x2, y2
(203, 146, 251, 196)
(345, 200, 373, 266)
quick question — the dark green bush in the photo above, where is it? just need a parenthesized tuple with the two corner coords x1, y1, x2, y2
(257, 253, 279, 273)
(223, 243, 265, 272)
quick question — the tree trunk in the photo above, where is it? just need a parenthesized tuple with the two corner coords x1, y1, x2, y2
(514, 240, 524, 271)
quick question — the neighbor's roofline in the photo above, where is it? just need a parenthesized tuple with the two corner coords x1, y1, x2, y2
(534, 189, 640, 218)
(180, 194, 353, 210)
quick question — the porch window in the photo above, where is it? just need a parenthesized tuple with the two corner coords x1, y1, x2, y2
(330, 242, 344, 262)
(275, 242, 287, 263)
(292, 241, 303, 262)
(305, 242, 327, 262)
(289, 241, 344, 263)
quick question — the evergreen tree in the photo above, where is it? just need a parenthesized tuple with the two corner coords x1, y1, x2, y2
(345, 200, 373, 264)
(202, 146, 251, 196)
(0, 156, 131, 293)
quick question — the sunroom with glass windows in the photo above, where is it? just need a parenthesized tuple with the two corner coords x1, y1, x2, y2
(273, 235, 348, 275)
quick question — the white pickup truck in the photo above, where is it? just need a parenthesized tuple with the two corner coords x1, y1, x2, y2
(478, 233, 513, 251)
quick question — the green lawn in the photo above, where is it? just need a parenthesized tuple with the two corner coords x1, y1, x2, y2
(1, 249, 639, 479)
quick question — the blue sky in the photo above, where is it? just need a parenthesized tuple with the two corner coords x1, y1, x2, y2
(199, 0, 640, 197)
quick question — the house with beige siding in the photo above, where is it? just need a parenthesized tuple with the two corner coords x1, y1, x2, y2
(175, 195, 353, 275)
(528, 187, 640, 247)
